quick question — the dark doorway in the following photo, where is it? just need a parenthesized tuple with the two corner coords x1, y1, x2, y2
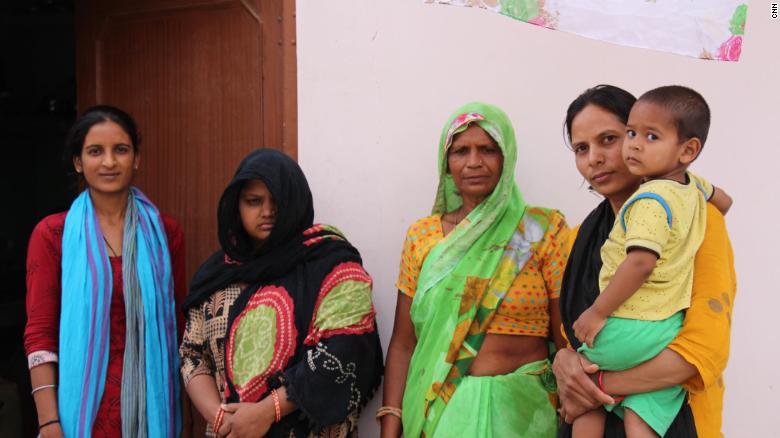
(0, 0, 76, 437)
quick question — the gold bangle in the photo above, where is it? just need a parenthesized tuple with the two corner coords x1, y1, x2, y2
(375, 406, 402, 422)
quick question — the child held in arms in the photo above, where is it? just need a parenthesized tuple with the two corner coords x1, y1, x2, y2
(573, 85, 732, 438)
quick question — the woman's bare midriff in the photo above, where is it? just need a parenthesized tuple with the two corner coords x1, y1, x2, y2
(467, 333, 549, 377)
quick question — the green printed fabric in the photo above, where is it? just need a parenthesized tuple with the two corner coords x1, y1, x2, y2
(232, 305, 276, 386)
(313, 280, 373, 331)
(430, 360, 557, 438)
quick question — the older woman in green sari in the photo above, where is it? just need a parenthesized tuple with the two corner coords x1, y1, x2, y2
(381, 102, 569, 437)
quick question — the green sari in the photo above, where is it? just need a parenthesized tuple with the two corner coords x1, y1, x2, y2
(402, 102, 557, 437)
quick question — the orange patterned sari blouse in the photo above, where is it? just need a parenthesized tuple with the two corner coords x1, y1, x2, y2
(396, 207, 569, 337)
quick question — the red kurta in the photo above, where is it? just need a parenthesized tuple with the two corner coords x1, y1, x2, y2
(24, 212, 186, 437)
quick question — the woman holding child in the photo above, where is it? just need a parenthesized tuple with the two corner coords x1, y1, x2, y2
(554, 85, 736, 438)
(381, 102, 569, 437)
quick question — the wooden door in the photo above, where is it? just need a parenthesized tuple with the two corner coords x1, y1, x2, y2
(75, 0, 296, 433)
(76, 0, 296, 281)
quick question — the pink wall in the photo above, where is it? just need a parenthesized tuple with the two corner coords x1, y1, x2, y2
(297, 1, 780, 436)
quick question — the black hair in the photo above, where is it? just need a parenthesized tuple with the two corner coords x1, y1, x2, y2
(637, 85, 711, 146)
(63, 105, 140, 163)
(564, 84, 637, 147)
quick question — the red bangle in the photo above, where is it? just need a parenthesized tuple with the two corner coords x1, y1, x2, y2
(213, 407, 225, 434)
(597, 371, 625, 403)
(271, 389, 282, 423)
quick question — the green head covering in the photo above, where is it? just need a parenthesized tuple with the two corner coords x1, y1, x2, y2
(417, 102, 527, 299)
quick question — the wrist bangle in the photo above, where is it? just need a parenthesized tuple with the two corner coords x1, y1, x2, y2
(213, 407, 225, 434)
(39, 419, 60, 430)
(271, 389, 282, 423)
(31, 384, 57, 395)
(376, 406, 402, 422)
(597, 371, 625, 403)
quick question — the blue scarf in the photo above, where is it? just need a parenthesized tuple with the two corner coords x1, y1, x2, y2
(59, 187, 180, 437)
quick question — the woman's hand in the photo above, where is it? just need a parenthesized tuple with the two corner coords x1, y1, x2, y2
(381, 292, 416, 438)
(552, 348, 613, 423)
(213, 411, 233, 437)
(572, 307, 606, 348)
(219, 402, 273, 438)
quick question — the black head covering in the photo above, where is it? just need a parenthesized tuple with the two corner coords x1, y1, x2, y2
(218, 148, 314, 261)
(184, 148, 316, 309)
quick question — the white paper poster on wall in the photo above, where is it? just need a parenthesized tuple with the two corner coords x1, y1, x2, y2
(425, 0, 748, 61)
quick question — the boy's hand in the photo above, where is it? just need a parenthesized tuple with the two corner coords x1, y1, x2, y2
(709, 186, 733, 215)
(573, 307, 607, 348)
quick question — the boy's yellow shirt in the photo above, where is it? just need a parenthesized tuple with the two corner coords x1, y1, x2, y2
(599, 173, 710, 320)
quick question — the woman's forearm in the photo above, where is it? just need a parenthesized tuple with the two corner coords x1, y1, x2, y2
(381, 293, 417, 437)
(185, 374, 224, 426)
(274, 386, 297, 417)
(549, 299, 567, 350)
(602, 348, 698, 395)
(30, 363, 60, 423)
(381, 337, 415, 437)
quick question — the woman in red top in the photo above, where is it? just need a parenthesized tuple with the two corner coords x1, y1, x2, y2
(24, 106, 185, 438)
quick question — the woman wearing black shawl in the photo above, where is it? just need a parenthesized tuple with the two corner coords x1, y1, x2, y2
(554, 85, 736, 437)
(180, 149, 383, 438)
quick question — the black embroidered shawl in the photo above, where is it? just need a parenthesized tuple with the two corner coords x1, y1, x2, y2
(183, 149, 383, 436)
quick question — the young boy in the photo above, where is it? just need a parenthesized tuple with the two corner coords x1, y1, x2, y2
(571, 85, 732, 438)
